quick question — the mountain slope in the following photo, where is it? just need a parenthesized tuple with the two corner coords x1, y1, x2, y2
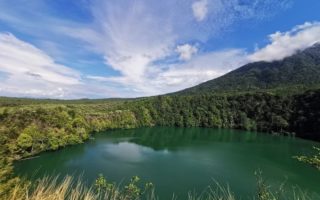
(177, 43, 320, 95)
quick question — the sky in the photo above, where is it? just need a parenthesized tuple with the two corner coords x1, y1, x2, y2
(0, 0, 320, 99)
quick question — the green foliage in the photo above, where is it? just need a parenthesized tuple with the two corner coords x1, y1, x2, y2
(16, 133, 33, 150)
(255, 171, 275, 200)
(94, 174, 154, 199)
(126, 92, 296, 137)
(253, 170, 311, 200)
(47, 136, 60, 150)
(124, 176, 141, 198)
(72, 116, 88, 129)
(94, 174, 115, 193)
(295, 147, 320, 170)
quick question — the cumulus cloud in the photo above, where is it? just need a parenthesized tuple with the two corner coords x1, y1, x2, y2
(176, 44, 198, 61)
(250, 22, 320, 62)
(192, 0, 208, 22)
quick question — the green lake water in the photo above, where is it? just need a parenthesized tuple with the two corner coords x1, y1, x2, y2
(14, 127, 320, 199)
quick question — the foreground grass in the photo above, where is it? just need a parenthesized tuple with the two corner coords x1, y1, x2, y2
(3, 173, 314, 200)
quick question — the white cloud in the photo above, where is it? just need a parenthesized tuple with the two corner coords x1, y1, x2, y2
(0, 33, 81, 85)
(0, 33, 79, 98)
(250, 22, 320, 62)
(151, 49, 248, 93)
(192, 0, 208, 22)
(176, 44, 198, 61)
(87, 1, 175, 83)
(0, 0, 294, 98)
(79, 0, 284, 96)
(89, 49, 248, 95)
(0, 33, 123, 99)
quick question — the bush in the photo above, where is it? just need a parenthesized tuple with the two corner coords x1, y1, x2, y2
(16, 133, 32, 150)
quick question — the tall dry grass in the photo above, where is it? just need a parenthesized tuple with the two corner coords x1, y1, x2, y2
(3, 175, 314, 200)
(7, 176, 96, 200)
(4, 176, 236, 200)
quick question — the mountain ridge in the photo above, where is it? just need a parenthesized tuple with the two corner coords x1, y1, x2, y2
(176, 43, 320, 95)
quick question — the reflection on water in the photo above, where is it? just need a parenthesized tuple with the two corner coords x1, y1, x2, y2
(14, 127, 320, 199)
(103, 142, 156, 163)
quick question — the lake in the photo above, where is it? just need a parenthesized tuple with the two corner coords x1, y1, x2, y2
(14, 127, 320, 199)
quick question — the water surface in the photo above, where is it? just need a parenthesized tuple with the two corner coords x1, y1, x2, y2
(14, 127, 320, 199)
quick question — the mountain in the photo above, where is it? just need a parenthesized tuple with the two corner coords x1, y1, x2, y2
(177, 43, 320, 95)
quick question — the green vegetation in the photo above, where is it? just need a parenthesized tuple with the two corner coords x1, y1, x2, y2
(295, 147, 320, 170)
(125, 90, 320, 141)
(0, 105, 138, 159)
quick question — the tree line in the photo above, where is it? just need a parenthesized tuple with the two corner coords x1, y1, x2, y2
(127, 90, 320, 141)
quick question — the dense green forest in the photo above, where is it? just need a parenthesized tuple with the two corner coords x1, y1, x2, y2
(126, 90, 320, 141)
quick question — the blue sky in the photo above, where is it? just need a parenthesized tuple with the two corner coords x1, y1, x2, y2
(0, 0, 319, 99)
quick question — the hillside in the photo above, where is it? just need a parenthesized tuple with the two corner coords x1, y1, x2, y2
(178, 43, 320, 95)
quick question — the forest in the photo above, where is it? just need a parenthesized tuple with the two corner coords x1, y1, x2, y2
(126, 89, 320, 140)
(1, 88, 320, 199)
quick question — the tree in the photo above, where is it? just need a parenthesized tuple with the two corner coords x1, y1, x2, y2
(272, 115, 289, 132)
(17, 133, 32, 150)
